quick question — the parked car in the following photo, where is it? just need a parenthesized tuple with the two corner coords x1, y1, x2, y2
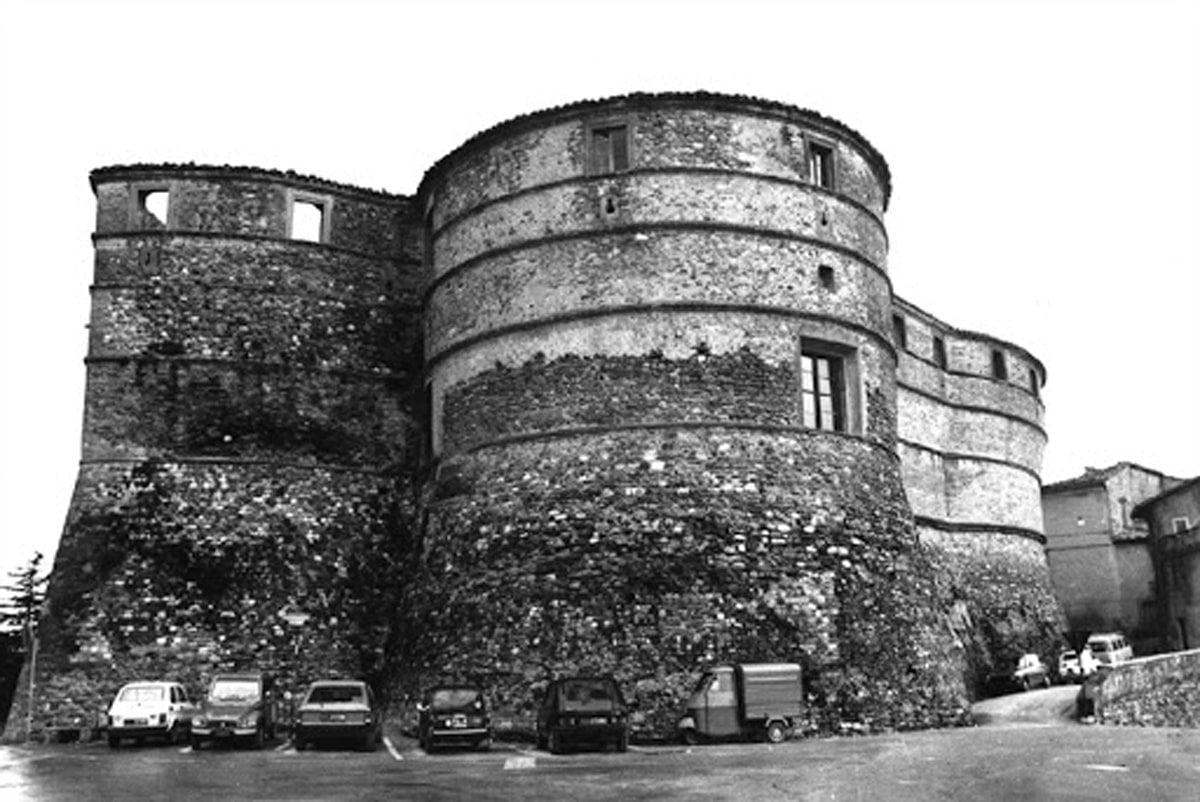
(985, 653, 1051, 695)
(1013, 653, 1052, 691)
(292, 679, 382, 751)
(190, 672, 281, 749)
(417, 685, 492, 751)
(1086, 632, 1133, 667)
(106, 681, 197, 747)
(536, 676, 629, 754)
(1057, 650, 1084, 683)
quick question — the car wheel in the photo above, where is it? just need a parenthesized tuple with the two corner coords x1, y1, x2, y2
(190, 736, 202, 751)
(548, 731, 563, 755)
(617, 731, 629, 753)
(476, 735, 492, 751)
(360, 731, 378, 752)
(294, 733, 307, 751)
(251, 727, 264, 750)
(766, 722, 788, 744)
(1021, 678, 1031, 692)
(681, 728, 701, 746)
(107, 732, 120, 748)
(166, 721, 183, 745)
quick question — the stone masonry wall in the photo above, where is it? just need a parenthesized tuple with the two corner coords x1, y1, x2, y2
(7, 167, 423, 741)
(420, 429, 971, 736)
(1093, 648, 1200, 727)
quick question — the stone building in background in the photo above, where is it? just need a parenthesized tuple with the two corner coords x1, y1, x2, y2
(5, 93, 1062, 741)
(1132, 477, 1200, 652)
(1042, 462, 1184, 654)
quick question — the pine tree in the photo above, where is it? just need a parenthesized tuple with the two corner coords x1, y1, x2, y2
(0, 552, 48, 637)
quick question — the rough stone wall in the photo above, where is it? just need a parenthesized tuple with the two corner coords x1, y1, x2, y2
(417, 96, 971, 735)
(1093, 649, 1200, 727)
(6, 167, 423, 740)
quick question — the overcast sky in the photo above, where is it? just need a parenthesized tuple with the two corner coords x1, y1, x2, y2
(1, 0, 1197, 584)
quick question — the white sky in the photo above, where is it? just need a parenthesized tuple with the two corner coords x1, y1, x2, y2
(1, 0, 1197, 584)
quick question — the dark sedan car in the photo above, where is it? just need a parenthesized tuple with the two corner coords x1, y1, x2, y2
(292, 680, 382, 751)
(417, 686, 492, 751)
(536, 676, 629, 754)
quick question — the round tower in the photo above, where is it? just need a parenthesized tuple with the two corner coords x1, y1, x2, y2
(416, 93, 969, 733)
(28, 165, 421, 733)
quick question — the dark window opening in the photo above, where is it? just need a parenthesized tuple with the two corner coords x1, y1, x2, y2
(138, 189, 169, 226)
(933, 336, 947, 369)
(291, 198, 326, 243)
(892, 315, 907, 351)
(809, 141, 834, 189)
(1029, 367, 1040, 397)
(818, 264, 836, 290)
(991, 349, 1008, 381)
(800, 352, 845, 432)
(591, 125, 630, 174)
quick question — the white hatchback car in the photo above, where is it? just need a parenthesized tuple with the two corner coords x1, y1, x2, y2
(106, 681, 197, 747)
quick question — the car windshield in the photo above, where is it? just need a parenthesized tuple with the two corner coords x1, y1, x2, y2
(209, 680, 261, 702)
(118, 686, 165, 702)
(559, 680, 618, 712)
(306, 685, 364, 704)
(429, 689, 482, 710)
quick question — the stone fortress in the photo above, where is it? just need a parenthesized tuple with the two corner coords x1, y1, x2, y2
(12, 92, 1064, 739)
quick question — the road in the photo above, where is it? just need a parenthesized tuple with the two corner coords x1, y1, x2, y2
(2, 687, 1198, 801)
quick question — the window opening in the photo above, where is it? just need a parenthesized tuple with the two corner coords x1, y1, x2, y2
(818, 264, 836, 290)
(291, 198, 325, 242)
(991, 349, 1008, 381)
(933, 336, 947, 369)
(591, 125, 630, 174)
(138, 189, 169, 226)
(1029, 367, 1040, 398)
(892, 315, 907, 351)
(808, 141, 834, 189)
(1173, 517, 1191, 534)
(800, 351, 845, 432)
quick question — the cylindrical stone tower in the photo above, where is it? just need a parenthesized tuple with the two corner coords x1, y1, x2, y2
(18, 165, 422, 736)
(416, 93, 970, 733)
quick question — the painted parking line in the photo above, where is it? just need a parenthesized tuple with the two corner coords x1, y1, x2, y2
(1085, 764, 1129, 772)
(383, 736, 404, 761)
(178, 746, 192, 755)
(274, 741, 292, 752)
(503, 756, 537, 770)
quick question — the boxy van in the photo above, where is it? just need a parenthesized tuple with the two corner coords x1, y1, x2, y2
(1085, 633, 1133, 666)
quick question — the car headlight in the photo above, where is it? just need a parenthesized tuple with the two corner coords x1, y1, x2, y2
(238, 713, 259, 728)
(193, 716, 208, 727)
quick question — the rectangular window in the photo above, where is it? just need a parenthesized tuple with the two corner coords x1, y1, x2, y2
(1029, 367, 1040, 398)
(590, 124, 630, 174)
(933, 336, 947, 369)
(289, 193, 330, 243)
(892, 315, 907, 351)
(800, 351, 845, 432)
(1173, 517, 1191, 534)
(132, 185, 170, 228)
(808, 141, 834, 189)
(991, 349, 1008, 381)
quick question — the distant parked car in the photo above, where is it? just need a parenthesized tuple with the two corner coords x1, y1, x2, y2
(1085, 633, 1133, 667)
(417, 685, 492, 751)
(1057, 650, 1084, 683)
(985, 653, 1051, 696)
(293, 679, 382, 752)
(536, 676, 629, 754)
(106, 681, 197, 747)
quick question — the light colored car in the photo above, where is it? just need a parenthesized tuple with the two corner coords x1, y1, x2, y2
(292, 679, 382, 751)
(106, 681, 197, 747)
(1086, 633, 1133, 666)
(1057, 650, 1084, 683)
(1013, 653, 1051, 691)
